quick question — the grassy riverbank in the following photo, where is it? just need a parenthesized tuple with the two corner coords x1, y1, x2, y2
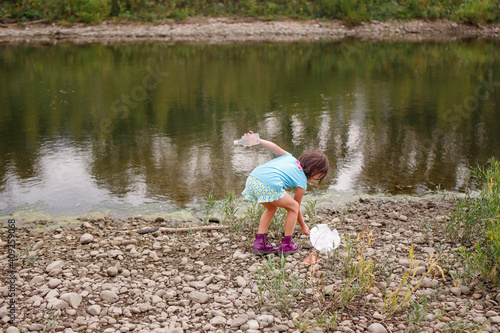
(1, 0, 499, 26)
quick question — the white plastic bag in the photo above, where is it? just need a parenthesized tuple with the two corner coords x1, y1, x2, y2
(309, 224, 340, 251)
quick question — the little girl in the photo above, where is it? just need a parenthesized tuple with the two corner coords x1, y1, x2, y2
(241, 131, 329, 256)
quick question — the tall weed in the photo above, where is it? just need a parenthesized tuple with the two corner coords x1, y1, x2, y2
(445, 157, 500, 284)
(330, 229, 376, 308)
(256, 255, 304, 312)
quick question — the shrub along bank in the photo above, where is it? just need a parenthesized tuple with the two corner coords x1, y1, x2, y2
(446, 158, 500, 286)
(0, 0, 499, 26)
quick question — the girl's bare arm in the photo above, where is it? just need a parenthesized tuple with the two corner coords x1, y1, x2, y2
(245, 131, 287, 156)
(294, 187, 310, 235)
(258, 139, 287, 157)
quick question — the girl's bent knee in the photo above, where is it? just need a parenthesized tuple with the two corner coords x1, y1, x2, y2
(286, 201, 299, 214)
(267, 206, 278, 214)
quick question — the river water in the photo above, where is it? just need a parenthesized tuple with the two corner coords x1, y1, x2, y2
(1, 40, 499, 219)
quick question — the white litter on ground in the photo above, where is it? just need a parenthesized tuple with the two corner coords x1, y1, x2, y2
(309, 224, 341, 251)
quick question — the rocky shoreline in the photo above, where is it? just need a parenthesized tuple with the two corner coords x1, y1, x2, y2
(1, 197, 499, 333)
(0, 18, 500, 44)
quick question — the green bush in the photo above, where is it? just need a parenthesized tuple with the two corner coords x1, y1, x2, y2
(340, 0, 371, 26)
(452, 0, 499, 24)
(446, 157, 500, 284)
(1, 0, 500, 24)
(0, 0, 44, 21)
(72, 0, 111, 23)
(0, 0, 111, 23)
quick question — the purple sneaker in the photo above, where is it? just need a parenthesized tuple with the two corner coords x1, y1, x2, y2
(278, 236, 299, 257)
(252, 234, 279, 255)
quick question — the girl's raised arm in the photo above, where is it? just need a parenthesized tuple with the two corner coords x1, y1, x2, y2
(259, 139, 287, 157)
(245, 131, 287, 157)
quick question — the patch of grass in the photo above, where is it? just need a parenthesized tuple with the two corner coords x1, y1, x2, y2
(255, 254, 304, 312)
(202, 190, 217, 225)
(328, 229, 376, 308)
(243, 200, 265, 232)
(445, 157, 500, 285)
(42, 306, 60, 333)
(405, 296, 429, 332)
(220, 190, 240, 230)
(383, 245, 446, 316)
(421, 218, 433, 243)
(19, 246, 38, 268)
(294, 308, 338, 332)
(439, 318, 488, 332)
(304, 199, 319, 226)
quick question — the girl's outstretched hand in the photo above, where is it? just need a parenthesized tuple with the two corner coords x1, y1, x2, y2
(300, 223, 311, 236)
(244, 130, 260, 147)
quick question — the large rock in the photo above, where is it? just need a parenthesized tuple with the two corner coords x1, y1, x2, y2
(87, 304, 101, 316)
(80, 233, 94, 244)
(151, 295, 163, 304)
(47, 299, 69, 310)
(246, 320, 260, 330)
(138, 303, 152, 312)
(388, 212, 399, 219)
(45, 289, 59, 299)
(108, 250, 124, 258)
(231, 314, 249, 327)
(106, 267, 118, 277)
(450, 287, 462, 296)
(421, 277, 439, 288)
(33, 241, 44, 250)
(190, 281, 207, 289)
(210, 316, 227, 326)
(60, 293, 82, 309)
(236, 276, 247, 288)
(28, 324, 44, 331)
(30, 276, 45, 285)
(100, 290, 119, 303)
(188, 291, 210, 304)
(45, 260, 64, 273)
(48, 278, 62, 288)
(27, 295, 43, 305)
(0, 305, 8, 318)
(368, 323, 387, 333)
(256, 315, 274, 327)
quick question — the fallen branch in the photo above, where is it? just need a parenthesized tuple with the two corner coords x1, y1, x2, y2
(161, 225, 228, 233)
(138, 226, 160, 234)
(25, 19, 47, 25)
(138, 225, 227, 234)
(0, 18, 46, 28)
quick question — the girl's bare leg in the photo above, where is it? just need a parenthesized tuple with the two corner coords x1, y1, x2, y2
(272, 193, 300, 236)
(257, 203, 277, 234)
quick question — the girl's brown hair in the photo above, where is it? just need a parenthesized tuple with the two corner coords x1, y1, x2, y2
(298, 150, 329, 184)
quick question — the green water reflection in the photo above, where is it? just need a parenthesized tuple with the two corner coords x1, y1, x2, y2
(0, 40, 499, 213)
